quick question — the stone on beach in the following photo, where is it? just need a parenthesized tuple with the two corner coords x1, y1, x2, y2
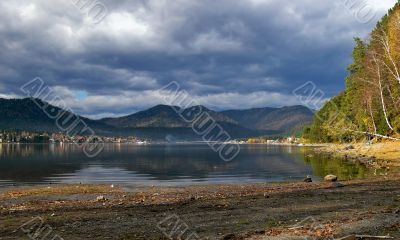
(303, 175, 312, 182)
(96, 196, 106, 202)
(324, 174, 338, 182)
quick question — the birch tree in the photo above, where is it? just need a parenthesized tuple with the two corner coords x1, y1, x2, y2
(372, 54, 394, 131)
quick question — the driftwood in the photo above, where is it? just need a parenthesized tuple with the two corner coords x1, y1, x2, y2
(349, 130, 400, 141)
(337, 234, 394, 240)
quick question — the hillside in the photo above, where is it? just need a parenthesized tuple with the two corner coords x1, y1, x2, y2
(304, 2, 400, 142)
(222, 105, 314, 133)
(0, 98, 113, 134)
(100, 105, 238, 128)
(99, 104, 274, 139)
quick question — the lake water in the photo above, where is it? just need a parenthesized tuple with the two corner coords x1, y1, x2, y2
(0, 143, 372, 187)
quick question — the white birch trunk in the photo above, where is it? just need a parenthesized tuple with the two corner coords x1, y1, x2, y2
(373, 55, 394, 131)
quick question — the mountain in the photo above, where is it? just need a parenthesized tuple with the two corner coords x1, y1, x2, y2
(101, 105, 188, 128)
(222, 105, 314, 133)
(100, 104, 262, 140)
(304, 2, 400, 142)
(0, 98, 313, 140)
(101, 104, 238, 128)
(100, 104, 313, 137)
(0, 98, 113, 134)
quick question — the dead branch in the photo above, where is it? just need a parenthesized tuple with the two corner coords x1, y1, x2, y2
(337, 234, 394, 240)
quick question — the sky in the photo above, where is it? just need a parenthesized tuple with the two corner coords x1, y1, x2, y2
(0, 0, 397, 119)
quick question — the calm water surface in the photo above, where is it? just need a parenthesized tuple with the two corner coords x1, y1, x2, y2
(0, 143, 371, 187)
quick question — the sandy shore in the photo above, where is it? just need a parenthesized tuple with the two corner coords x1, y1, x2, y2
(1, 175, 400, 240)
(314, 141, 400, 167)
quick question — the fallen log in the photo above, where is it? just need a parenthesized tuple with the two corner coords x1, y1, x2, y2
(337, 234, 394, 240)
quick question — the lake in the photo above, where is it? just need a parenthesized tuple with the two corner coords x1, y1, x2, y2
(0, 143, 371, 188)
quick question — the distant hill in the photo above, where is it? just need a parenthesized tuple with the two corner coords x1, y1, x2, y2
(0, 98, 313, 140)
(0, 98, 113, 134)
(100, 104, 238, 128)
(100, 104, 262, 140)
(222, 105, 314, 133)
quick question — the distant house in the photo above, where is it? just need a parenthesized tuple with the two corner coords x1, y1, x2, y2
(286, 136, 299, 144)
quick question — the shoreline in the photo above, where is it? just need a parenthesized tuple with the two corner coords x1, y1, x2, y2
(0, 142, 327, 145)
(314, 141, 400, 167)
(1, 177, 400, 239)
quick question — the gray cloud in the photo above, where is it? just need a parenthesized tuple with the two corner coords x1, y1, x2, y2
(0, 0, 396, 117)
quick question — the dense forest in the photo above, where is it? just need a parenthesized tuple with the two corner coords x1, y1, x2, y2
(304, 1, 400, 142)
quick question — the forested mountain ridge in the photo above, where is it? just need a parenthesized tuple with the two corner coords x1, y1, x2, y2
(100, 104, 239, 128)
(0, 98, 314, 140)
(304, 2, 400, 142)
(0, 98, 113, 134)
(222, 105, 313, 132)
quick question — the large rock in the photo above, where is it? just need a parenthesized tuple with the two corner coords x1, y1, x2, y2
(303, 175, 312, 183)
(96, 195, 106, 202)
(324, 174, 338, 182)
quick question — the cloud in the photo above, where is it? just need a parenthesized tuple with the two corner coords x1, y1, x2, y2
(0, 0, 397, 116)
(189, 30, 243, 53)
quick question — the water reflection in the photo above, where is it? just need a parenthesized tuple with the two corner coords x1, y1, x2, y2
(0, 144, 372, 187)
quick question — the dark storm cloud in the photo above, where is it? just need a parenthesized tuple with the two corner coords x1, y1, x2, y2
(0, 0, 396, 117)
